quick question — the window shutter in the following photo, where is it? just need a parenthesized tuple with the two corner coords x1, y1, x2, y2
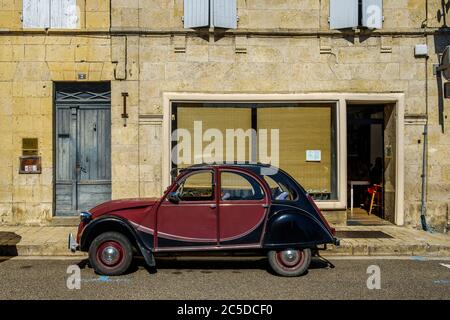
(183, 0, 210, 29)
(329, 0, 358, 29)
(362, 0, 383, 29)
(23, 0, 50, 28)
(51, 0, 78, 29)
(212, 0, 237, 29)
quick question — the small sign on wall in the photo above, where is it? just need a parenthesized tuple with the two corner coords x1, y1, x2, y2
(306, 150, 322, 162)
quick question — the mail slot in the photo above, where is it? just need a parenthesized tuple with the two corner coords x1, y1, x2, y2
(19, 156, 41, 174)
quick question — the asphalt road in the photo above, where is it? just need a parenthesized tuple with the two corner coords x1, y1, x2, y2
(0, 256, 449, 300)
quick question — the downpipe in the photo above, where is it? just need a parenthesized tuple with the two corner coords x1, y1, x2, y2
(420, 123, 429, 232)
(420, 27, 430, 231)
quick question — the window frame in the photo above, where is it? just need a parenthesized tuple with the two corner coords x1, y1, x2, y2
(173, 170, 216, 202)
(219, 170, 266, 202)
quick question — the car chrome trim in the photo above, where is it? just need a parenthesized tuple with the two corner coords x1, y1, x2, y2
(154, 244, 262, 252)
(80, 211, 92, 221)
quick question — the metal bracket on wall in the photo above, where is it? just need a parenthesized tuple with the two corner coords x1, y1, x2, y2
(121, 92, 129, 127)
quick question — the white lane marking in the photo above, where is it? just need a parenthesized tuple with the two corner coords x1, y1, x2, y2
(440, 263, 450, 269)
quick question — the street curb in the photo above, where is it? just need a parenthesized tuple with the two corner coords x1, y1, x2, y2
(1, 244, 449, 257)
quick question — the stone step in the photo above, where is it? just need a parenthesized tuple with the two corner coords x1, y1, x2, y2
(50, 217, 79, 227)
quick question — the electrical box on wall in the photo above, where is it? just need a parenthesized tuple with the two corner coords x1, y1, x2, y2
(415, 44, 428, 57)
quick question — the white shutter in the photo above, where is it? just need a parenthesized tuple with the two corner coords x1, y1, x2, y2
(362, 0, 383, 29)
(329, 0, 358, 29)
(23, 0, 50, 28)
(50, 0, 78, 29)
(184, 0, 210, 29)
(212, 0, 237, 29)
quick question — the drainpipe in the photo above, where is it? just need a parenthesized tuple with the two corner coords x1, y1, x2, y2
(420, 0, 429, 231)
(420, 117, 429, 232)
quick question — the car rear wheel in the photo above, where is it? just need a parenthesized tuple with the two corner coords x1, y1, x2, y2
(89, 231, 133, 276)
(268, 248, 311, 277)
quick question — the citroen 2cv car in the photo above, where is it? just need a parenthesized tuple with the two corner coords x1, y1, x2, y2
(69, 164, 339, 277)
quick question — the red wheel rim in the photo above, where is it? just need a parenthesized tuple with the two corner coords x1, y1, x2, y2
(275, 249, 305, 271)
(96, 241, 124, 268)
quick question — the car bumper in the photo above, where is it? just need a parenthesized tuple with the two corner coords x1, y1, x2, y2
(333, 237, 340, 246)
(68, 233, 79, 252)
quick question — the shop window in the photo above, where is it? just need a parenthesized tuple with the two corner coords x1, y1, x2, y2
(172, 102, 338, 201)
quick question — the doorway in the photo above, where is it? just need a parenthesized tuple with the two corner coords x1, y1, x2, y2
(54, 82, 111, 216)
(347, 104, 396, 225)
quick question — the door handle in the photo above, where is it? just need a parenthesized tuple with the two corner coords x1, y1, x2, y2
(262, 204, 269, 208)
(209, 204, 217, 209)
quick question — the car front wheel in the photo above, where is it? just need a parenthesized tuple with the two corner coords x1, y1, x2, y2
(89, 231, 133, 276)
(268, 248, 311, 277)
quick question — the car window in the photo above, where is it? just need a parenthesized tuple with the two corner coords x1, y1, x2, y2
(177, 171, 214, 201)
(263, 175, 297, 201)
(220, 171, 264, 201)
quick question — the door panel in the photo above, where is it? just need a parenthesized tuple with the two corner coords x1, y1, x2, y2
(219, 203, 267, 242)
(55, 83, 111, 216)
(77, 107, 111, 211)
(384, 104, 396, 223)
(219, 170, 268, 245)
(156, 170, 218, 248)
(157, 202, 218, 243)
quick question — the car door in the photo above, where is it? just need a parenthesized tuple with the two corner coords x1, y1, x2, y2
(218, 169, 269, 246)
(156, 170, 218, 249)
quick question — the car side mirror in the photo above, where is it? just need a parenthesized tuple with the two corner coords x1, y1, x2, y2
(167, 192, 180, 204)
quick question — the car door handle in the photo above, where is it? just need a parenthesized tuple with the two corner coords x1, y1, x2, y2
(262, 204, 269, 208)
(209, 204, 217, 209)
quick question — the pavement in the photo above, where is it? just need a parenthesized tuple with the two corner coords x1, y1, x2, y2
(0, 223, 449, 257)
(0, 256, 449, 299)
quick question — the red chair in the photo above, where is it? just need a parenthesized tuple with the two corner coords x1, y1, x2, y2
(367, 184, 382, 215)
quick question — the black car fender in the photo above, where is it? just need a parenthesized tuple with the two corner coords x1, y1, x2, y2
(80, 216, 155, 267)
(263, 207, 334, 249)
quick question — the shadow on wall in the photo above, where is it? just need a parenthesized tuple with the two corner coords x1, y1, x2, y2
(435, 1, 450, 133)
(0, 232, 22, 262)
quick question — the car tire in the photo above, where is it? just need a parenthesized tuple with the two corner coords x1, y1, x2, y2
(268, 248, 311, 277)
(89, 231, 133, 276)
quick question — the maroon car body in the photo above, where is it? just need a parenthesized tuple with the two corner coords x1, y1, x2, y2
(69, 164, 339, 277)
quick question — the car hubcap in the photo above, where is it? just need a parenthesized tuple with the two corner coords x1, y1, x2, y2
(97, 241, 123, 267)
(276, 249, 304, 270)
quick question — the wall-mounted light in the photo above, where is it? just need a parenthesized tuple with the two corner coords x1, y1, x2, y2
(121, 92, 129, 127)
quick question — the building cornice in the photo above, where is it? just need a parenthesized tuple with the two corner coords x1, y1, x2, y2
(0, 27, 448, 37)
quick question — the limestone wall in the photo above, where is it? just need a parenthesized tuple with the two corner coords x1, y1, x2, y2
(0, 0, 449, 232)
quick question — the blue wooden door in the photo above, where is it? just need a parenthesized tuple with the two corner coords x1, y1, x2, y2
(55, 83, 111, 216)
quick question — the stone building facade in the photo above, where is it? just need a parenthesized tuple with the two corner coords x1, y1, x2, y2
(0, 0, 449, 233)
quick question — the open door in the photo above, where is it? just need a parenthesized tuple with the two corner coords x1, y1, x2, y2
(383, 104, 396, 224)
